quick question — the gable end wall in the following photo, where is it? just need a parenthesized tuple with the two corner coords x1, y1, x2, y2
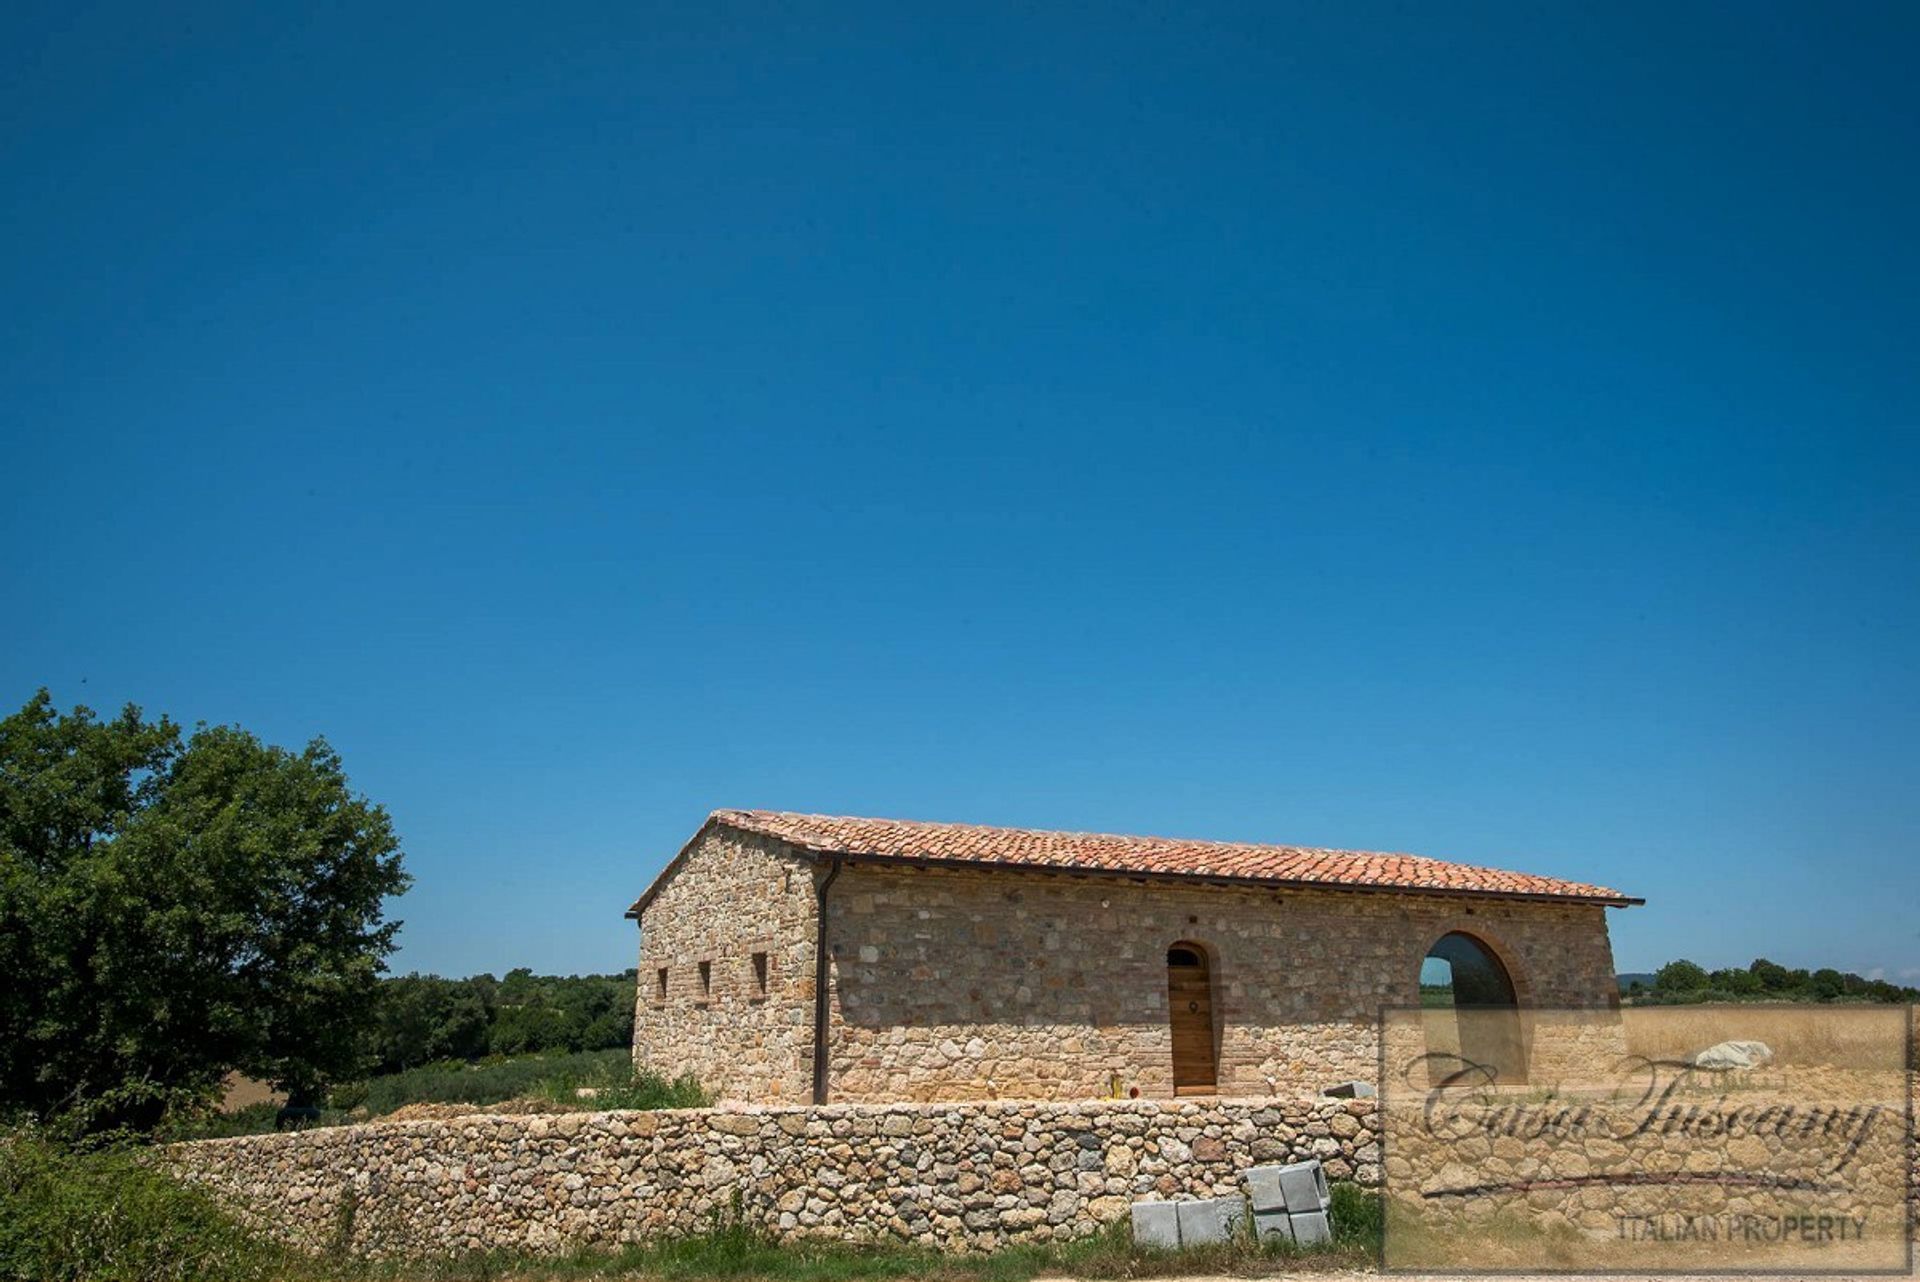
(632, 825, 820, 1101)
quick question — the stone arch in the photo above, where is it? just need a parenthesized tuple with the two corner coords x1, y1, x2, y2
(1419, 918, 1533, 1000)
(1419, 926, 1529, 1085)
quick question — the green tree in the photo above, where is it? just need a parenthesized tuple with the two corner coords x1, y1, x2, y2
(0, 691, 409, 1133)
(366, 975, 494, 1071)
(1749, 957, 1795, 992)
(1808, 968, 1847, 1001)
(1652, 959, 1710, 994)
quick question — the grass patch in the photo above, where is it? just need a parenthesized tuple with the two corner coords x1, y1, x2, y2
(574, 1072, 708, 1112)
(359, 1049, 635, 1115)
(287, 1203, 1378, 1280)
(352, 1049, 707, 1118)
(313, 1187, 1382, 1281)
(164, 1052, 710, 1140)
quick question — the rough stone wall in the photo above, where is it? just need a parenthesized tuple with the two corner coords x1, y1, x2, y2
(824, 863, 1620, 1101)
(165, 1097, 1380, 1257)
(631, 826, 820, 1101)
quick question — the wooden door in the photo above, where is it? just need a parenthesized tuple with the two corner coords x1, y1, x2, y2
(1166, 944, 1217, 1094)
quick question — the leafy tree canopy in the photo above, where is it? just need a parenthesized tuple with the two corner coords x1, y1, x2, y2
(1630, 955, 1916, 1006)
(363, 970, 636, 1072)
(1652, 959, 1710, 993)
(0, 690, 408, 1133)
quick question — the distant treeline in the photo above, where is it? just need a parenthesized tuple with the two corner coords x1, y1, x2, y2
(367, 970, 636, 1075)
(1624, 957, 1918, 1005)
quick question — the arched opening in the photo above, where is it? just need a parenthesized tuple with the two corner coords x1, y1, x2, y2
(1166, 942, 1217, 1095)
(1420, 931, 1526, 1085)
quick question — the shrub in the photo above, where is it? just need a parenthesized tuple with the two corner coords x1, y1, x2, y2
(1329, 1179, 1383, 1245)
(579, 1072, 709, 1112)
(0, 1127, 282, 1281)
(159, 1103, 354, 1142)
(356, 1048, 623, 1115)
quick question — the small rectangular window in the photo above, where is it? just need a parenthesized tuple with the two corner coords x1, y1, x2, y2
(751, 951, 769, 996)
(698, 960, 712, 996)
(655, 967, 667, 1001)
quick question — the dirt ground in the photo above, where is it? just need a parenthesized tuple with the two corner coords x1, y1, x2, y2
(1118, 1276, 1914, 1282)
(1112, 1274, 1916, 1282)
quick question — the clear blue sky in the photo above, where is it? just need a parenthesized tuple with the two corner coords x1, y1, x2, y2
(4, 2, 1916, 983)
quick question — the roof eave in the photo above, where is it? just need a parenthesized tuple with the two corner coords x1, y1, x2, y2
(624, 813, 728, 921)
(768, 842, 1642, 909)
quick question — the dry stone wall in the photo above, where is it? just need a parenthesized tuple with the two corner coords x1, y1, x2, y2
(166, 1097, 1381, 1256)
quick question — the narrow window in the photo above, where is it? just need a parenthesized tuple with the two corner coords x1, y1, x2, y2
(698, 960, 712, 997)
(752, 951, 769, 997)
(655, 967, 667, 1001)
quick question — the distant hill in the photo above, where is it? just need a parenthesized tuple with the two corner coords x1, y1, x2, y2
(1617, 972, 1657, 992)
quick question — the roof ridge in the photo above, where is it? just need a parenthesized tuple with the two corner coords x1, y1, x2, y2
(720, 806, 1445, 862)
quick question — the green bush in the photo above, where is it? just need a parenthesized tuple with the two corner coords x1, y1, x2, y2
(579, 1072, 708, 1112)
(1329, 1179, 1383, 1246)
(348, 1048, 705, 1117)
(327, 1080, 369, 1112)
(359, 1048, 632, 1115)
(0, 1128, 282, 1281)
(162, 1052, 708, 1140)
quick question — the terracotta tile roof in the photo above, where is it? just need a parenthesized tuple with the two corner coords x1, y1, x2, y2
(629, 809, 1640, 915)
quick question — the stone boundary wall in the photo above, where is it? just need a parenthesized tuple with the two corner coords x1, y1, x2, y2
(165, 1097, 1380, 1256)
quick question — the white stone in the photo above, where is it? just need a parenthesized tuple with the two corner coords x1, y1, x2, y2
(1690, 1039, 1773, 1071)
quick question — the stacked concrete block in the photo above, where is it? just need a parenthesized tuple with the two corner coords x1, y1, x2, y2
(1251, 1206, 1295, 1243)
(1289, 1206, 1332, 1244)
(1242, 1158, 1333, 1246)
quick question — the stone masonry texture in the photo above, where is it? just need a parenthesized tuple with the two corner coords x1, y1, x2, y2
(632, 822, 1624, 1103)
(165, 1097, 1383, 1256)
(631, 825, 822, 1101)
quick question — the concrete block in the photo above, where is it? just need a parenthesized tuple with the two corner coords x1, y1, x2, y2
(1289, 1207, 1332, 1246)
(1252, 1208, 1295, 1244)
(1321, 1079, 1376, 1098)
(1241, 1164, 1290, 1212)
(1175, 1195, 1244, 1246)
(1129, 1200, 1180, 1249)
(1276, 1159, 1330, 1212)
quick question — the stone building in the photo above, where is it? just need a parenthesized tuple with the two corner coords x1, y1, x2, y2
(628, 809, 1639, 1104)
